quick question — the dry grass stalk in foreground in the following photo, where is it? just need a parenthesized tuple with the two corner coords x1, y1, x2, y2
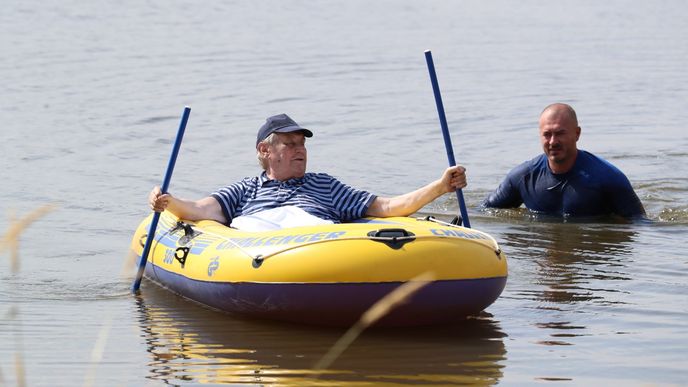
(1, 204, 55, 387)
(14, 353, 26, 387)
(121, 250, 139, 279)
(0, 204, 56, 273)
(312, 271, 436, 372)
(82, 312, 114, 387)
(3, 307, 25, 387)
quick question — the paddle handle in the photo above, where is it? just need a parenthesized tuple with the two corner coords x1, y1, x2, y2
(424, 50, 471, 228)
(132, 106, 191, 293)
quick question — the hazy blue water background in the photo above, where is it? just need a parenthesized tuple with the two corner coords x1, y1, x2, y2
(2, 0, 687, 385)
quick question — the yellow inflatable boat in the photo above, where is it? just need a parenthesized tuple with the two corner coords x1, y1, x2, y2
(130, 212, 507, 327)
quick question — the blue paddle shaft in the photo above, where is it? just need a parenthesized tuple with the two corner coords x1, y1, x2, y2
(132, 106, 191, 293)
(424, 50, 471, 228)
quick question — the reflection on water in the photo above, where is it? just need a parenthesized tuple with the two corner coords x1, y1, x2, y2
(135, 285, 506, 386)
(505, 220, 636, 305)
(495, 216, 639, 349)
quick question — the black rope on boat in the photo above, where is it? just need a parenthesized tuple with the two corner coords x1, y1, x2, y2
(423, 215, 502, 257)
(423, 215, 462, 227)
(252, 255, 264, 269)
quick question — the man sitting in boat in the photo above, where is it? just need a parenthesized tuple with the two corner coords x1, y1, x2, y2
(482, 103, 645, 219)
(149, 113, 467, 230)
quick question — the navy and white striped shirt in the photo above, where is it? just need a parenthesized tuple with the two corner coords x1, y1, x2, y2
(211, 172, 376, 225)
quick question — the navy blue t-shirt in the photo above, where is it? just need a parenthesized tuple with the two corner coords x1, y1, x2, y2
(483, 150, 645, 218)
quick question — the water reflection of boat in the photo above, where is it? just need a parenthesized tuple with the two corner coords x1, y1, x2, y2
(135, 285, 507, 386)
(131, 212, 507, 327)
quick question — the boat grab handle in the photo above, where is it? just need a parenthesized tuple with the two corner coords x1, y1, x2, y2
(366, 228, 416, 249)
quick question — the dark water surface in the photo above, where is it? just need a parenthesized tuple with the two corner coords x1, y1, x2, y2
(2, 0, 687, 385)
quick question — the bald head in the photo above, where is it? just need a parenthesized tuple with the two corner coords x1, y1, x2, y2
(540, 103, 578, 127)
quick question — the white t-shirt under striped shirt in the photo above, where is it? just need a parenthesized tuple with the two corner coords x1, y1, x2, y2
(211, 172, 376, 225)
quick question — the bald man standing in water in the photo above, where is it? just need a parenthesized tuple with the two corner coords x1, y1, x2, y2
(483, 103, 645, 219)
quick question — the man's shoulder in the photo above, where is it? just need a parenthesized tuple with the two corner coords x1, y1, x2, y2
(304, 172, 331, 177)
(303, 172, 337, 182)
(213, 175, 259, 192)
(578, 149, 613, 165)
(508, 154, 546, 177)
(576, 150, 627, 177)
(238, 174, 263, 186)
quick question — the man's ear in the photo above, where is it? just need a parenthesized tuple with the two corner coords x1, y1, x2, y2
(575, 126, 581, 141)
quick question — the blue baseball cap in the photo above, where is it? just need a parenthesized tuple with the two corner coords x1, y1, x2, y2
(256, 114, 313, 147)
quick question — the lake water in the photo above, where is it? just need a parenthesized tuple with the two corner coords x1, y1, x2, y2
(2, 0, 687, 385)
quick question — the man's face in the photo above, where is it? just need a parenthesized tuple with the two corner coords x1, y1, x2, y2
(539, 111, 580, 170)
(263, 132, 307, 180)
